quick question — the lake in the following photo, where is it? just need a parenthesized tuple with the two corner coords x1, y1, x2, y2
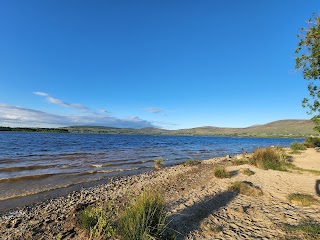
(0, 132, 302, 209)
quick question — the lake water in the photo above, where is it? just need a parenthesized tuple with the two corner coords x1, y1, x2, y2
(0, 132, 302, 208)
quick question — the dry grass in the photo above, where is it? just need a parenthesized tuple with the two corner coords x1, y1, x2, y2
(287, 193, 319, 206)
(286, 219, 320, 239)
(232, 158, 249, 166)
(229, 181, 263, 197)
(154, 158, 163, 171)
(249, 147, 289, 171)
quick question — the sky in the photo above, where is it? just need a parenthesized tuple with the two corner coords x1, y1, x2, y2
(0, 1, 319, 129)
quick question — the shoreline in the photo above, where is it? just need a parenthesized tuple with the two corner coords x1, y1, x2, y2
(1, 149, 320, 239)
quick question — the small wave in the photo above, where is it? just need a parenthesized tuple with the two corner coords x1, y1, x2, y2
(0, 173, 56, 183)
(0, 165, 57, 173)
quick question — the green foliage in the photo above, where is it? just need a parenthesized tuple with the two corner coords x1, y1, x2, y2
(295, 14, 320, 132)
(229, 181, 263, 197)
(287, 193, 319, 206)
(79, 204, 116, 239)
(118, 191, 167, 240)
(306, 136, 320, 147)
(286, 219, 320, 239)
(214, 166, 231, 178)
(249, 147, 288, 171)
(290, 141, 307, 150)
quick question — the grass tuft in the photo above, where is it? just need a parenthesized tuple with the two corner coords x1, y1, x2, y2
(214, 166, 231, 178)
(154, 158, 163, 171)
(286, 219, 320, 239)
(232, 158, 249, 166)
(241, 168, 255, 176)
(290, 141, 307, 151)
(287, 193, 319, 206)
(118, 190, 167, 240)
(249, 146, 289, 171)
(229, 181, 263, 197)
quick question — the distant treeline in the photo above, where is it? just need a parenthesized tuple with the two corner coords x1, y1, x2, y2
(0, 126, 69, 133)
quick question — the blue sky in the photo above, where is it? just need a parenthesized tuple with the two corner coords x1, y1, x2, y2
(0, 1, 319, 129)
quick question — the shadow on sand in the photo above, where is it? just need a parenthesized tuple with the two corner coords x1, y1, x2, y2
(316, 180, 320, 196)
(168, 190, 238, 239)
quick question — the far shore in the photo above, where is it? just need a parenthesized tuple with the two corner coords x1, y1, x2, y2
(1, 147, 319, 239)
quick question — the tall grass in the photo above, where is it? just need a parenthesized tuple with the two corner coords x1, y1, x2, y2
(249, 147, 288, 171)
(118, 190, 167, 240)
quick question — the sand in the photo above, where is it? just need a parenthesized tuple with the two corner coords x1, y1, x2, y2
(0, 148, 319, 239)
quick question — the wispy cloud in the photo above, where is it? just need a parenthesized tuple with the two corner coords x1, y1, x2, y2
(33, 92, 89, 112)
(144, 107, 165, 114)
(0, 104, 155, 129)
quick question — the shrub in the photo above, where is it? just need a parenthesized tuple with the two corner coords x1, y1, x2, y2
(305, 137, 320, 147)
(214, 166, 231, 178)
(290, 141, 307, 151)
(229, 181, 263, 197)
(303, 141, 314, 148)
(249, 147, 288, 171)
(79, 204, 116, 239)
(118, 190, 167, 240)
(287, 193, 319, 206)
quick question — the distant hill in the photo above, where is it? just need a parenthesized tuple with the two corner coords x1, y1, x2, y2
(64, 119, 319, 137)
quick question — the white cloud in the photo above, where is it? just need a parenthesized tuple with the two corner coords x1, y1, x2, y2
(0, 104, 155, 129)
(33, 92, 89, 111)
(144, 107, 165, 114)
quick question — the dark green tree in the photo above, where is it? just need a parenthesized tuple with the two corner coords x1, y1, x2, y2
(295, 14, 320, 132)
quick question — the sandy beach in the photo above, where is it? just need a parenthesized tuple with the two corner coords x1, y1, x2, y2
(0, 148, 319, 239)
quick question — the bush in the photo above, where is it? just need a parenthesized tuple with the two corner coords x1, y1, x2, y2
(214, 166, 231, 178)
(287, 193, 319, 206)
(290, 141, 307, 151)
(229, 181, 263, 197)
(118, 190, 167, 240)
(249, 147, 288, 171)
(305, 137, 320, 147)
(79, 204, 116, 239)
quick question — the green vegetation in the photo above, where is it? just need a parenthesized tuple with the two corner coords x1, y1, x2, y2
(118, 190, 167, 240)
(249, 147, 289, 171)
(154, 158, 163, 170)
(286, 219, 320, 239)
(213, 166, 231, 178)
(290, 141, 307, 151)
(295, 14, 320, 132)
(79, 203, 116, 239)
(287, 193, 319, 206)
(0, 126, 68, 133)
(241, 168, 255, 176)
(229, 181, 263, 197)
(305, 136, 320, 147)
